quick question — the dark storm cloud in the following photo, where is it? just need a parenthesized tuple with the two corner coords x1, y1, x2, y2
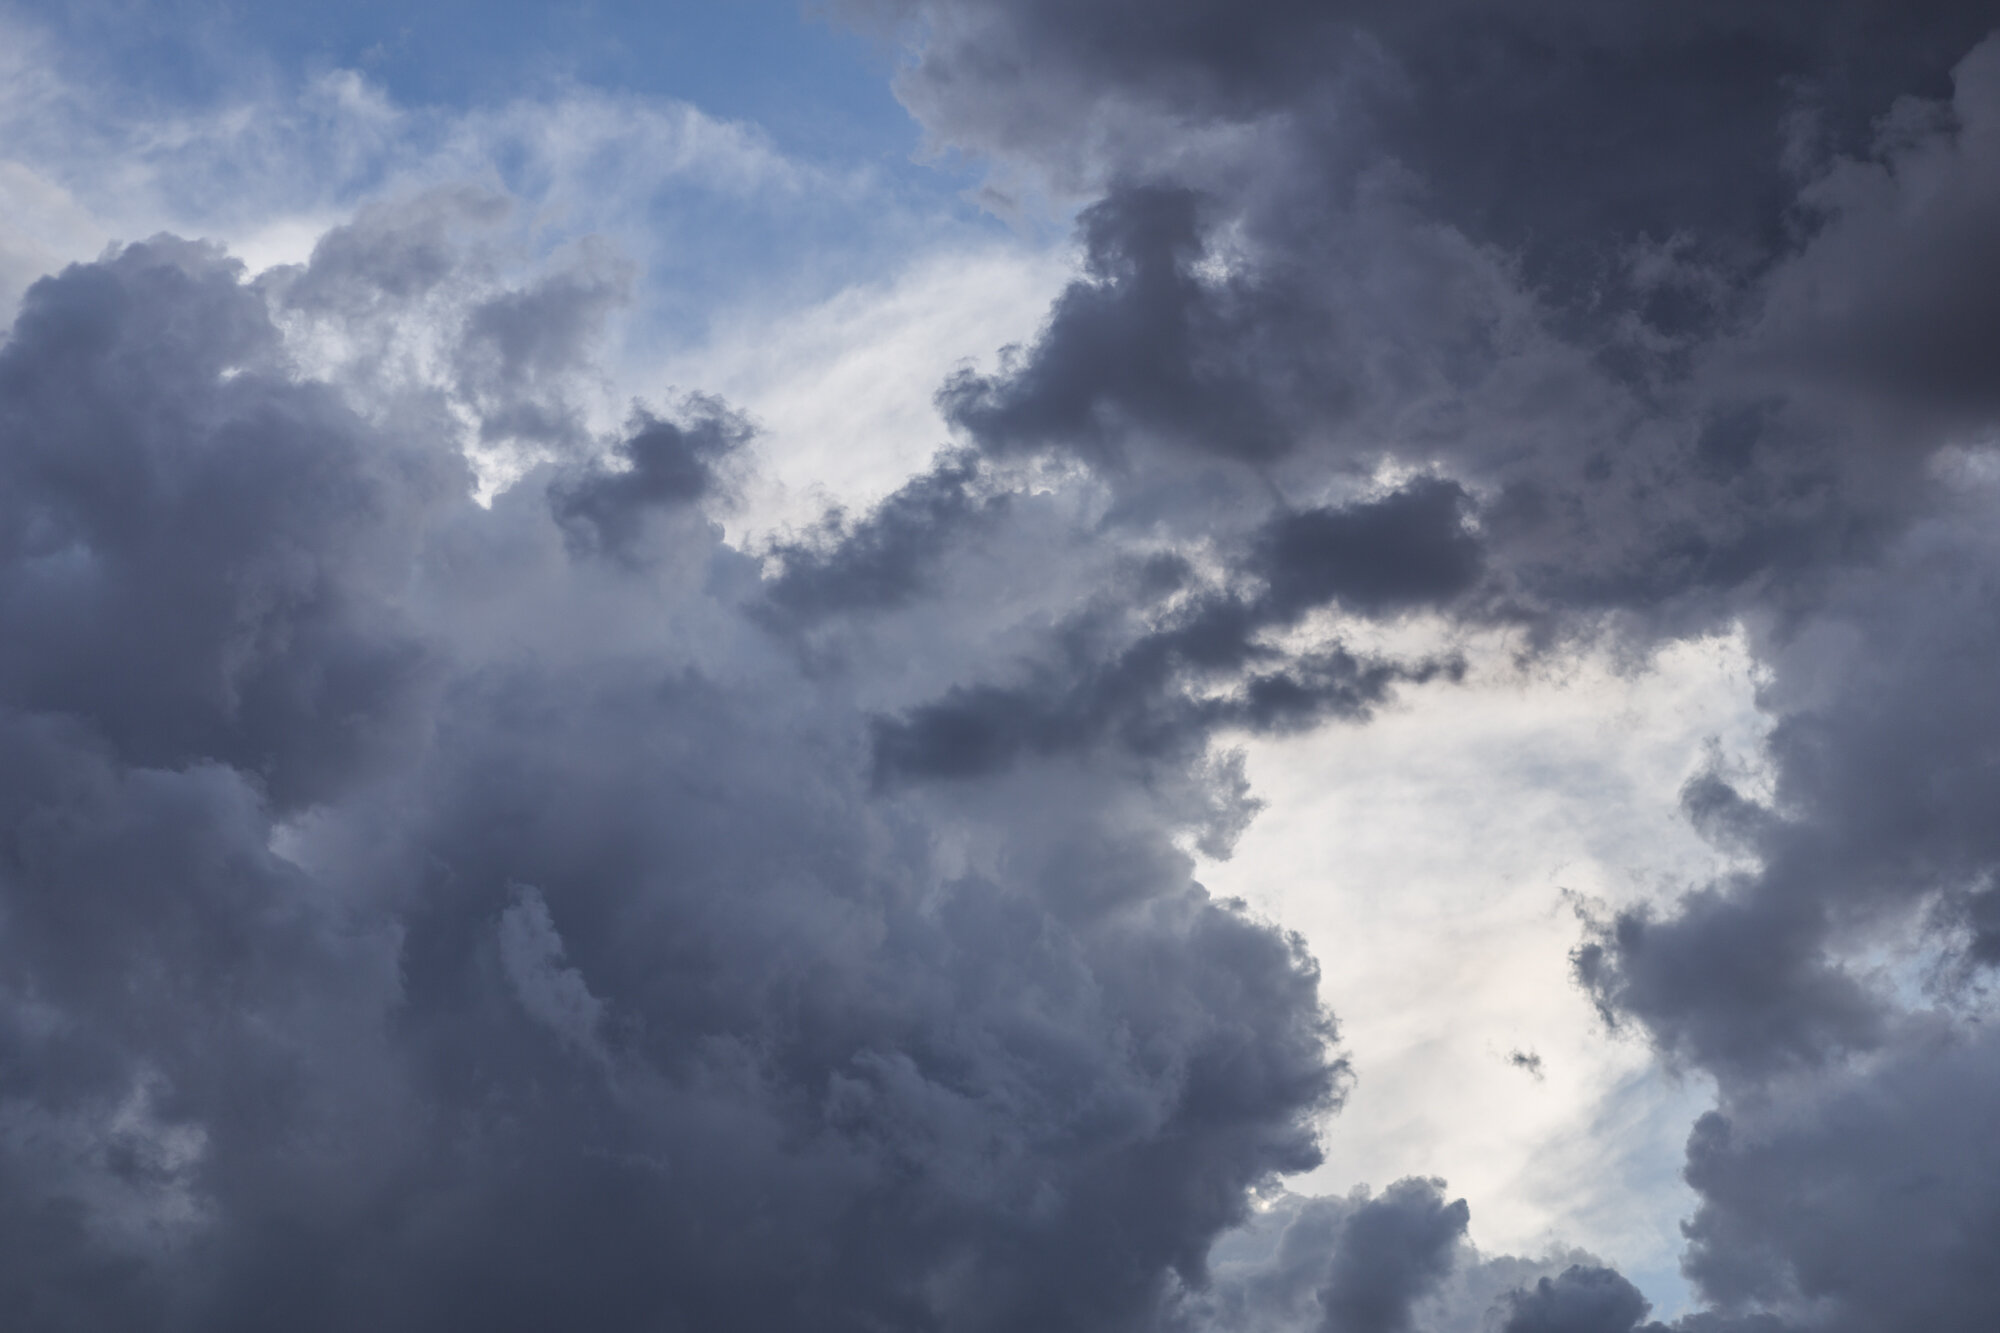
(1740, 36, 2000, 424)
(1346, 3, 2000, 334)
(870, 479, 1476, 784)
(874, 0, 2000, 623)
(1960, 882, 2000, 965)
(837, 4, 2000, 1332)
(870, 640, 1435, 784)
(1168, 1180, 1474, 1333)
(864, 1, 1999, 302)
(762, 448, 1005, 620)
(1674, 1026, 2000, 1333)
(452, 258, 633, 449)
(1174, 1182, 1655, 1333)
(937, 183, 1348, 466)
(0, 237, 455, 810)
(1554, 499, 2000, 1329)
(0, 227, 1349, 1332)
(1314, 1178, 1469, 1333)
(1499, 1265, 1652, 1333)
(13, 2, 2000, 1330)
(1576, 503, 2000, 1081)
(1255, 480, 1481, 620)
(550, 397, 752, 559)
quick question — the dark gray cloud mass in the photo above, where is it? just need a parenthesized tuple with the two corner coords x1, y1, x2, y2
(9, 0, 2000, 1329)
(866, 478, 1475, 787)
(0, 237, 1343, 1331)
(762, 448, 1006, 621)
(843, 2, 2000, 1330)
(1167, 1181, 1467, 1333)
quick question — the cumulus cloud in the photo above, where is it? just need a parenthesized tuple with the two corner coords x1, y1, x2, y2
(6, 1, 2000, 1330)
(845, 3, 2000, 1330)
(0, 216, 1347, 1331)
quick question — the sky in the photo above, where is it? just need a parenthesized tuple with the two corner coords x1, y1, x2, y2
(2, 2, 2000, 1331)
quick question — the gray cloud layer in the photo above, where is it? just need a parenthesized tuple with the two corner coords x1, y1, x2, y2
(8, 2, 2000, 1330)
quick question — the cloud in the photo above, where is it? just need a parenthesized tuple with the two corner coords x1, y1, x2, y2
(550, 399, 753, 560)
(1316, 1177, 1470, 1333)
(1171, 1180, 1467, 1333)
(1740, 35, 2000, 425)
(0, 215, 1347, 1331)
(840, 4, 2000, 1330)
(9, 2, 2000, 1330)
(865, 478, 1476, 787)
(1675, 1025, 2000, 1332)
(762, 448, 1007, 621)
(937, 183, 1352, 467)
(1500, 1266, 1653, 1333)
(495, 885, 611, 1063)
